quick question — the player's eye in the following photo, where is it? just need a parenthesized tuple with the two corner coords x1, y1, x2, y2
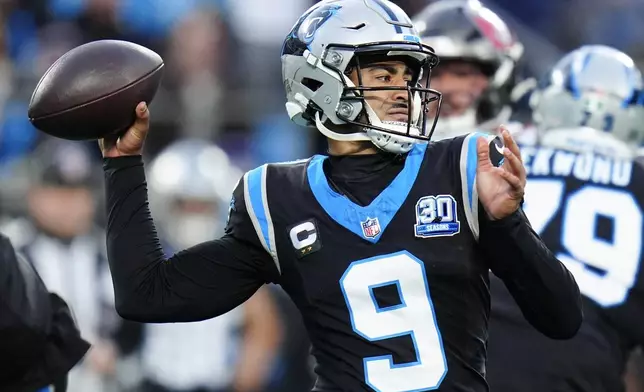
(375, 75, 392, 83)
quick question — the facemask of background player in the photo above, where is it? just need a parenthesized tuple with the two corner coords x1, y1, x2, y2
(164, 199, 224, 250)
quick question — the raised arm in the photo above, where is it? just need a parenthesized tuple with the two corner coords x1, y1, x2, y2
(457, 130, 582, 339)
(102, 103, 279, 323)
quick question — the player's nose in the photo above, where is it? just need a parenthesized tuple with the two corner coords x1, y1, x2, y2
(391, 88, 410, 103)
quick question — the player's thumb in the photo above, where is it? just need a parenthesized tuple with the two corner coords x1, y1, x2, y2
(118, 102, 149, 155)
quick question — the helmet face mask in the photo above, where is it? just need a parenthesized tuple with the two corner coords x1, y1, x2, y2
(281, 0, 443, 154)
(325, 43, 442, 142)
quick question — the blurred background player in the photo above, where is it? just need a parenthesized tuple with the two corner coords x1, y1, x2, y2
(486, 45, 644, 392)
(413, 0, 524, 140)
(0, 232, 89, 392)
(138, 139, 283, 392)
(147, 139, 243, 252)
(0, 138, 140, 392)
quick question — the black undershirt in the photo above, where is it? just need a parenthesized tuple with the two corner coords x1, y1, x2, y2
(324, 150, 405, 206)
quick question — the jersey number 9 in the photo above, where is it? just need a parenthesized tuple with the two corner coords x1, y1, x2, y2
(340, 251, 448, 392)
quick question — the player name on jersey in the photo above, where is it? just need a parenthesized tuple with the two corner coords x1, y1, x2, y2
(521, 146, 633, 187)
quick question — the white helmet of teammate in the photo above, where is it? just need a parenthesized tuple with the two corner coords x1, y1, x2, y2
(532, 45, 644, 158)
(281, 0, 442, 154)
(147, 139, 243, 250)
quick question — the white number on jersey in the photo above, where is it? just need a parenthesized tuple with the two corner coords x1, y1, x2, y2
(523, 180, 643, 307)
(340, 251, 447, 392)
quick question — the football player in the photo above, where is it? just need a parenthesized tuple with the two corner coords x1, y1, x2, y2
(98, 1, 582, 391)
(142, 139, 282, 392)
(0, 232, 90, 392)
(413, 0, 524, 141)
(486, 45, 644, 392)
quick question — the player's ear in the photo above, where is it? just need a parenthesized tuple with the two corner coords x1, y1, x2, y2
(344, 65, 359, 86)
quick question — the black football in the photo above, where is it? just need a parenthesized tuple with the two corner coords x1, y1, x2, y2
(28, 39, 164, 141)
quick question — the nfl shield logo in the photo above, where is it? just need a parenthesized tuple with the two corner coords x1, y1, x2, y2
(361, 217, 381, 239)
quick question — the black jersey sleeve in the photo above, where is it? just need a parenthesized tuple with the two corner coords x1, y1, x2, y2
(103, 155, 279, 323)
(479, 209, 583, 339)
(455, 133, 582, 339)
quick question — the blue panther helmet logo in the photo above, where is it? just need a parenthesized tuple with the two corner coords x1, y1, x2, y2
(282, 4, 342, 56)
(297, 4, 341, 44)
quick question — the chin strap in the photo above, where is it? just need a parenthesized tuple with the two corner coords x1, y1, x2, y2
(315, 112, 372, 142)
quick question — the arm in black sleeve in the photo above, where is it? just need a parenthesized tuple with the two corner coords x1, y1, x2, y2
(104, 155, 279, 323)
(0, 233, 89, 390)
(480, 208, 583, 339)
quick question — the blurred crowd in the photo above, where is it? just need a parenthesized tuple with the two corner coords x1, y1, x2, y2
(1, 0, 644, 391)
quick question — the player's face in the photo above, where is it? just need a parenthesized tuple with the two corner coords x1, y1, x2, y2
(429, 61, 489, 117)
(347, 60, 414, 123)
(28, 186, 96, 239)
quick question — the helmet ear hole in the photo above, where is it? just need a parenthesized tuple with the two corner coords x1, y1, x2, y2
(302, 78, 323, 92)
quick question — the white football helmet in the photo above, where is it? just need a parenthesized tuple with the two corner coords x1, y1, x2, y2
(281, 0, 442, 154)
(147, 139, 243, 250)
(532, 45, 644, 158)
